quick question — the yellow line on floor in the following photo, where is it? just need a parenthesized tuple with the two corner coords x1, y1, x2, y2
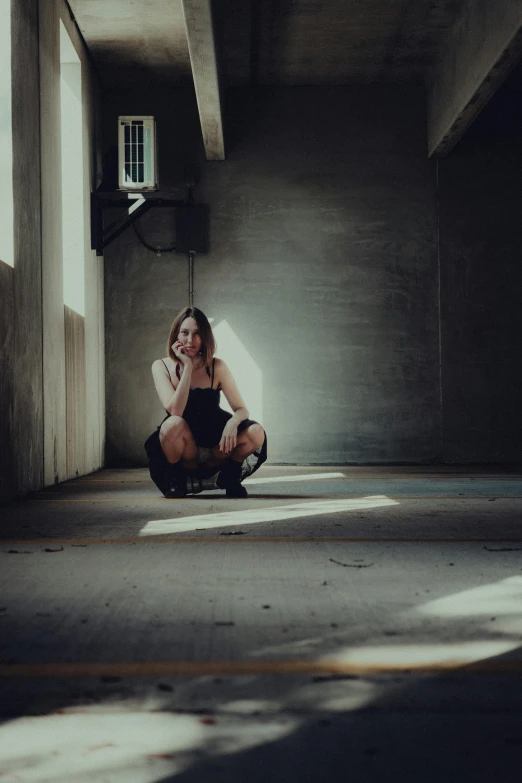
(3, 537, 522, 546)
(0, 660, 521, 678)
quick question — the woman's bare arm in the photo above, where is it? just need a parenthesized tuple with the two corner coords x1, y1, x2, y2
(151, 360, 192, 416)
(216, 359, 249, 424)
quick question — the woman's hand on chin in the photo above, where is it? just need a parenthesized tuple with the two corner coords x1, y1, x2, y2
(172, 340, 193, 366)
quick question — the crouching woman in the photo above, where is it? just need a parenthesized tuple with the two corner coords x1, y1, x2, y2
(144, 306, 267, 498)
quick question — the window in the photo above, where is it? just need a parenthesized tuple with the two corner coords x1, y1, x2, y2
(0, 0, 14, 267)
(60, 20, 85, 315)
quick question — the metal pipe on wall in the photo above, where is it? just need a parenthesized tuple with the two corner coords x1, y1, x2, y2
(188, 251, 195, 306)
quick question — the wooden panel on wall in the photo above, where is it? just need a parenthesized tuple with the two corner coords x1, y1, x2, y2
(64, 305, 86, 478)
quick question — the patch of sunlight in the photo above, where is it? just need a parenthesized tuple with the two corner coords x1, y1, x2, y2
(288, 679, 376, 712)
(220, 699, 281, 714)
(0, 711, 202, 783)
(417, 575, 522, 618)
(60, 20, 85, 316)
(205, 716, 298, 757)
(139, 495, 399, 536)
(220, 677, 375, 714)
(322, 640, 519, 669)
(254, 638, 325, 658)
(0, 0, 14, 268)
(489, 616, 522, 635)
(244, 471, 345, 484)
(212, 319, 262, 423)
(0, 705, 299, 782)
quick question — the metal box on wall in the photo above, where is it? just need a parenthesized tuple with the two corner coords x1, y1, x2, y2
(118, 116, 158, 190)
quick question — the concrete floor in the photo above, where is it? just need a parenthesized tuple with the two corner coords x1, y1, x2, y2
(1, 465, 522, 782)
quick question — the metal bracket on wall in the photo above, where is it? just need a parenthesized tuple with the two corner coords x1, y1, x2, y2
(90, 190, 184, 256)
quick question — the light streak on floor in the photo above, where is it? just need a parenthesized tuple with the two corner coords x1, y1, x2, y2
(244, 472, 346, 484)
(0, 709, 298, 783)
(139, 495, 400, 536)
(321, 640, 520, 668)
(416, 575, 522, 618)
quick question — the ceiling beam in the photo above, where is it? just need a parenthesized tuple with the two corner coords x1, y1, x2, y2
(427, 0, 522, 157)
(181, 0, 225, 161)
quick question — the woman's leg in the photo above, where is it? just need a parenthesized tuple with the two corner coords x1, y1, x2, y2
(212, 424, 266, 498)
(230, 423, 265, 462)
(159, 415, 198, 470)
(208, 423, 265, 466)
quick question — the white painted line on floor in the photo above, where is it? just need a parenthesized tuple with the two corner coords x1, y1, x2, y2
(139, 495, 400, 536)
(243, 472, 346, 484)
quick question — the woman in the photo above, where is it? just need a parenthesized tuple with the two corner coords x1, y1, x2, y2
(144, 307, 267, 498)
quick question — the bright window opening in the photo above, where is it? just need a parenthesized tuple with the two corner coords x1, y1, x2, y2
(212, 319, 263, 423)
(0, 0, 14, 268)
(60, 21, 85, 316)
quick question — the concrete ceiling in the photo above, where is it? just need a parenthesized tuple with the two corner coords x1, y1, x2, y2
(68, 0, 465, 89)
(67, 0, 192, 87)
(68, 0, 522, 160)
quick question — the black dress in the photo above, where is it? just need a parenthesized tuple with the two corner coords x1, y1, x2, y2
(144, 358, 267, 495)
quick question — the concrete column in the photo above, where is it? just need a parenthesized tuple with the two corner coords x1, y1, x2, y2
(10, 0, 44, 494)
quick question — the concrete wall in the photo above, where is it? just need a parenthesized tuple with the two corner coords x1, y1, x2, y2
(102, 87, 200, 467)
(438, 59, 522, 462)
(0, 0, 105, 501)
(0, 0, 42, 501)
(104, 86, 441, 465)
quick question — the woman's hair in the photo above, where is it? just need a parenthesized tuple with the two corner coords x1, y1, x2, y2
(167, 307, 216, 375)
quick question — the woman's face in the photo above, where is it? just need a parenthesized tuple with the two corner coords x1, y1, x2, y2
(177, 316, 202, 357)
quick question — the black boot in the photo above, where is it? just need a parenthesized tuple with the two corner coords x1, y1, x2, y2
(217, 458, 248, 498)
(164, 460, 187, 498)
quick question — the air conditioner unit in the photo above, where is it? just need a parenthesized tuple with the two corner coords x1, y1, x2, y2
(118, 116, 158, 190)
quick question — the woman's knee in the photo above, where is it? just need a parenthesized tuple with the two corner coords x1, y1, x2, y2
(160, 415, 190, 442)
(247, 423, 265, 447)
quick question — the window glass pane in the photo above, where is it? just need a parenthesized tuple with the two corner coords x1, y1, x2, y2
(0, 0, 14, 267)
(60, 21, 85, 315)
